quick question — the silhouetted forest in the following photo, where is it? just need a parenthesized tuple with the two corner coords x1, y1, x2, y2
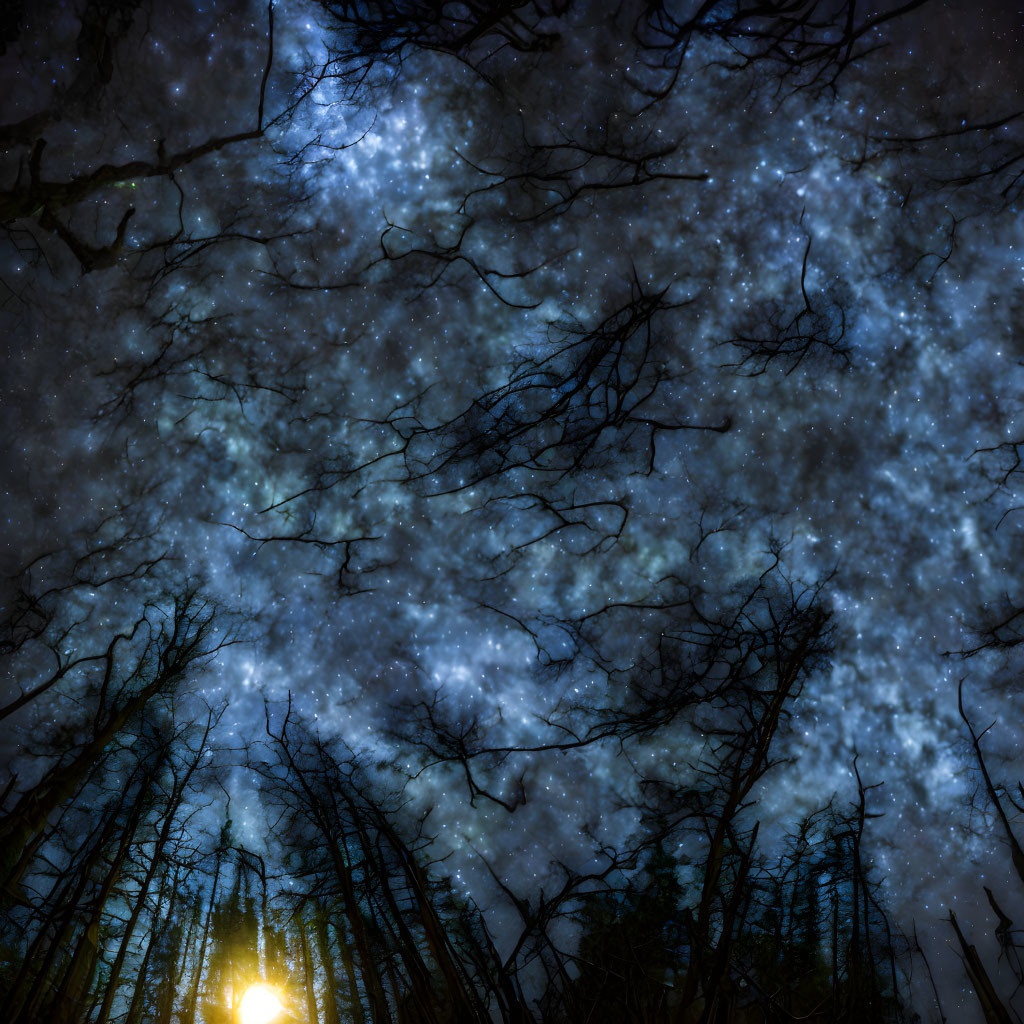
(3, 1, 1024, 1022)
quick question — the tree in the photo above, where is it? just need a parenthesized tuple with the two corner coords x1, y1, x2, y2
(0, 583, 235, 897)
(718, 220, 852, 378)
(0, 2, 322, 277)
(634, 0, 931, 99)
(260, 701, 490, 1023)
(380, 276, 729, 494)
(319, 1, 571, 83)
(550, 841, 684, 1023)
(939, 680, 1024, 1023)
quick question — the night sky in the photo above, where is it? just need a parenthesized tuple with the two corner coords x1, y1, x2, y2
(3, 1, 1024, 1020)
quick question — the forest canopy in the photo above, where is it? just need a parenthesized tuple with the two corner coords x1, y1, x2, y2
(3, 1, 1024, 1023)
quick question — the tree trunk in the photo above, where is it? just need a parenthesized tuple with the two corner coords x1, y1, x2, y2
(299, 914, 320, 1024)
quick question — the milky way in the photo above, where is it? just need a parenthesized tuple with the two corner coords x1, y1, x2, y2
(3, 2, 1024, 1020)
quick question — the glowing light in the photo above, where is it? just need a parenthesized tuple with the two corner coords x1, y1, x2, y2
(238, 984, 285, 1024)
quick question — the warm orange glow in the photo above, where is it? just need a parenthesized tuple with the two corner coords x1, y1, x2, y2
(238, 983, 285, 1024)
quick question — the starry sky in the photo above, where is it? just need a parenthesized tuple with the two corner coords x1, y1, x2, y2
(3, 1, 1024, 1019)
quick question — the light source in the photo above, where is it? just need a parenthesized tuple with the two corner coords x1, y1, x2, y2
(237, 983, 286, 1024)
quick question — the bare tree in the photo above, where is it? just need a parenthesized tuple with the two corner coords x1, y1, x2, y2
(633, 0, 931, 99)
(374, 277, 729, 495)
(0, 2, 322, 276)
(318, 0, 571, 85)
(943, 680, 1024, 1023)
(0, 583, 236, 897)
(718, 222, 852, 378)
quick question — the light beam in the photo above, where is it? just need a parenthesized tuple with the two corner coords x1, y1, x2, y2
(238, 983, 285, 1024)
